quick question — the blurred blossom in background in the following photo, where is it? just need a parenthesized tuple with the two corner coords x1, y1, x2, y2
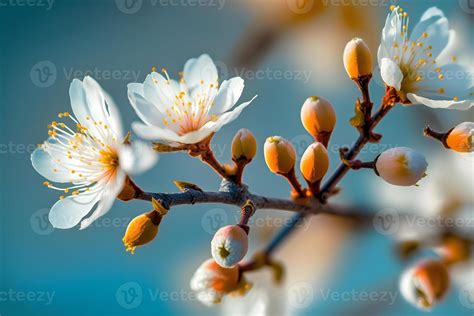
(0, 0, 473, 315)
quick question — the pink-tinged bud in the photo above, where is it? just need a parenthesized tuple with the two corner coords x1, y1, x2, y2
(264, 136, 296, 174)
(300, 142, 329, 183)
(211, 225, 248, 268)
(375, 147, 427, 186)
(190, 258, 251, 305)
(343, 37, 373, 79)
(300, 96, 336, 138)
(399, 260, 450, 310)
(446, 122, 473, 153)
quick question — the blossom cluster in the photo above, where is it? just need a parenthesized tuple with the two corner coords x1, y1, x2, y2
(31, 5, 472, 311)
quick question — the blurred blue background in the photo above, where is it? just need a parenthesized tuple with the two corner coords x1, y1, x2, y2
(0, 0, 472, 315)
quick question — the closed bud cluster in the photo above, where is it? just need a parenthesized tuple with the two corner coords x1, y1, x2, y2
(211, 225, 248, 268)
(190, 258, 252, 305)
(300, 142, 329, 183)
(264, 136, 296, 174)
(343, 37, 373, 79)
(122, 198, 168, 254)
(446, 122, 473, 153)
(399, 260, 450, 310)
(231, 128, 257, 161)
(375, 147, 428, 186)
(300, 96, 336, 139)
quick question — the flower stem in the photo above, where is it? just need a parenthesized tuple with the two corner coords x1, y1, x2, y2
(283, 168, 306, 198)
(423, 126, 450, 148)
(199, 148, 230, 180)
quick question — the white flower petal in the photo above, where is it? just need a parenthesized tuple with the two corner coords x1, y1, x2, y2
(132, 122, 183, 143)
(49, 190, 101, 229)
(69, 79, 93, 127)
(143, 72, 176, 112)
(183, 54, 218, 92)
(414, 63, 472, 99)
(410, 7, 449, 59)
(102, 90, 123, 139)
(79, 170, 126, 230)
(380, 58, 403, 90)
(119, 141, 158, 175)
(128, 83, 166, 127)
(407, 93, 473, 110)
(82, 77, 107, 123)
(209, 77, 244, 116)
(435, 30, 457, 65)
(69, 77, 122, 139)
(381, 7, 402, 45)
(205, 96, 257, 132)
(31, 145, 71, 183)
(377, 42, 390, 66)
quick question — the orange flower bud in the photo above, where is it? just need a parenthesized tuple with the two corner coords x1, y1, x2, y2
(343, 37, 373, 79)
(400, 260, 450, 310)
(264, 136, 296, 174)
(300, 142, 329, 183)
(300, 96, 336, 138)
(122, 199, 168, 254)
(231, 128, 257, 161)
(446, 122, 473, 153)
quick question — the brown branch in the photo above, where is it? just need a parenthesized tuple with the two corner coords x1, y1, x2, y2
(134, 183, 365, 220)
